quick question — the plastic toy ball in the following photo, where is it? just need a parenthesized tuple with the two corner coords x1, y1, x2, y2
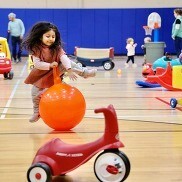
(117, 69, 122, 75)
(39, 67, 86, 130)
(39, 83, 86, 130)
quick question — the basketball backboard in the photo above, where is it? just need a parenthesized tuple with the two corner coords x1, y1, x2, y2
(147, 12, 161, 29)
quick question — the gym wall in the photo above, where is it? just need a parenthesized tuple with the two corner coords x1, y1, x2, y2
(0, 0, 180, 55)
(0, 0, 180, 8)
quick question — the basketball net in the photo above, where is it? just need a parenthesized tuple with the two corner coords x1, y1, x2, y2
(143, 26, 153, 35)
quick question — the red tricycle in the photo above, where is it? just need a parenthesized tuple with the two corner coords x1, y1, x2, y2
(0, 37, 14, 79)
(27, 104, 130, 182)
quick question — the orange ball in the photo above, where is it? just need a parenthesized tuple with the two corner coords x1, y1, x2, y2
(39, 83, 86, 131)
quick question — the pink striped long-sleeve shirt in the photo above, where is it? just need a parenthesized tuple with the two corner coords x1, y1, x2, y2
(33, 54, 72, 70)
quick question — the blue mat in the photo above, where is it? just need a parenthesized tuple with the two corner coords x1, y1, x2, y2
(136, 80, 161, 88)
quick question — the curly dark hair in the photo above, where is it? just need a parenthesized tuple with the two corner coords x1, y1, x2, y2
(22, 21, 63, 56)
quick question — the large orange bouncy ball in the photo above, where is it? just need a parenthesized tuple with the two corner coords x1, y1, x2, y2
(39, 83, 86, 131)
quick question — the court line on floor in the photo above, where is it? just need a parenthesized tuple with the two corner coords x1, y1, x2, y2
(0, 63, 27, 119)
(156, 97, 182, 112)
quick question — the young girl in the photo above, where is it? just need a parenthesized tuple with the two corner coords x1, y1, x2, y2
(22, 21, 97, 122)
(125, 38, 137, 68)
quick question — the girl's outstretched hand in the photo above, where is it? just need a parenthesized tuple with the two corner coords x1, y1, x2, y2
(67, 69, 77, 81)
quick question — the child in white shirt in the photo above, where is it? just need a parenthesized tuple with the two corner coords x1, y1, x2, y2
(125, 38, 137, 68)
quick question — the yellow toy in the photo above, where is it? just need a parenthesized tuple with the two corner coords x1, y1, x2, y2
(0, 37, 11, 59)
(170, 65, 182, 108)
(117, 68, 122, 75)
(0, 37, 14, 79)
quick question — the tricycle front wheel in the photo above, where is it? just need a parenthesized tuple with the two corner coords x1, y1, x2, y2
(27, 162, 52, 182)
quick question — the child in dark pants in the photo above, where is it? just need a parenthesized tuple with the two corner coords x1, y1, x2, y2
(125, 38, 137, 68)
(141, 37, 151, 66)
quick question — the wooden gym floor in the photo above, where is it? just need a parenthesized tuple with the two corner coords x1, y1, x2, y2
(0, 56, 182, 182)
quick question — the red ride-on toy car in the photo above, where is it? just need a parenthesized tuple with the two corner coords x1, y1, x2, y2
(27, 105, 130, 182)
(0, 37, 14, 79)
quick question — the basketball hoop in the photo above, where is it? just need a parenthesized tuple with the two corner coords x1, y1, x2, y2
(143, 26, 153, 35)
(147, 12, 161, 29)
(154, 22, 160, 29)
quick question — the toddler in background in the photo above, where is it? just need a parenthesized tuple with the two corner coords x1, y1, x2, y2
(125, 38, 137, 68)
(141, 37, 152, 66)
